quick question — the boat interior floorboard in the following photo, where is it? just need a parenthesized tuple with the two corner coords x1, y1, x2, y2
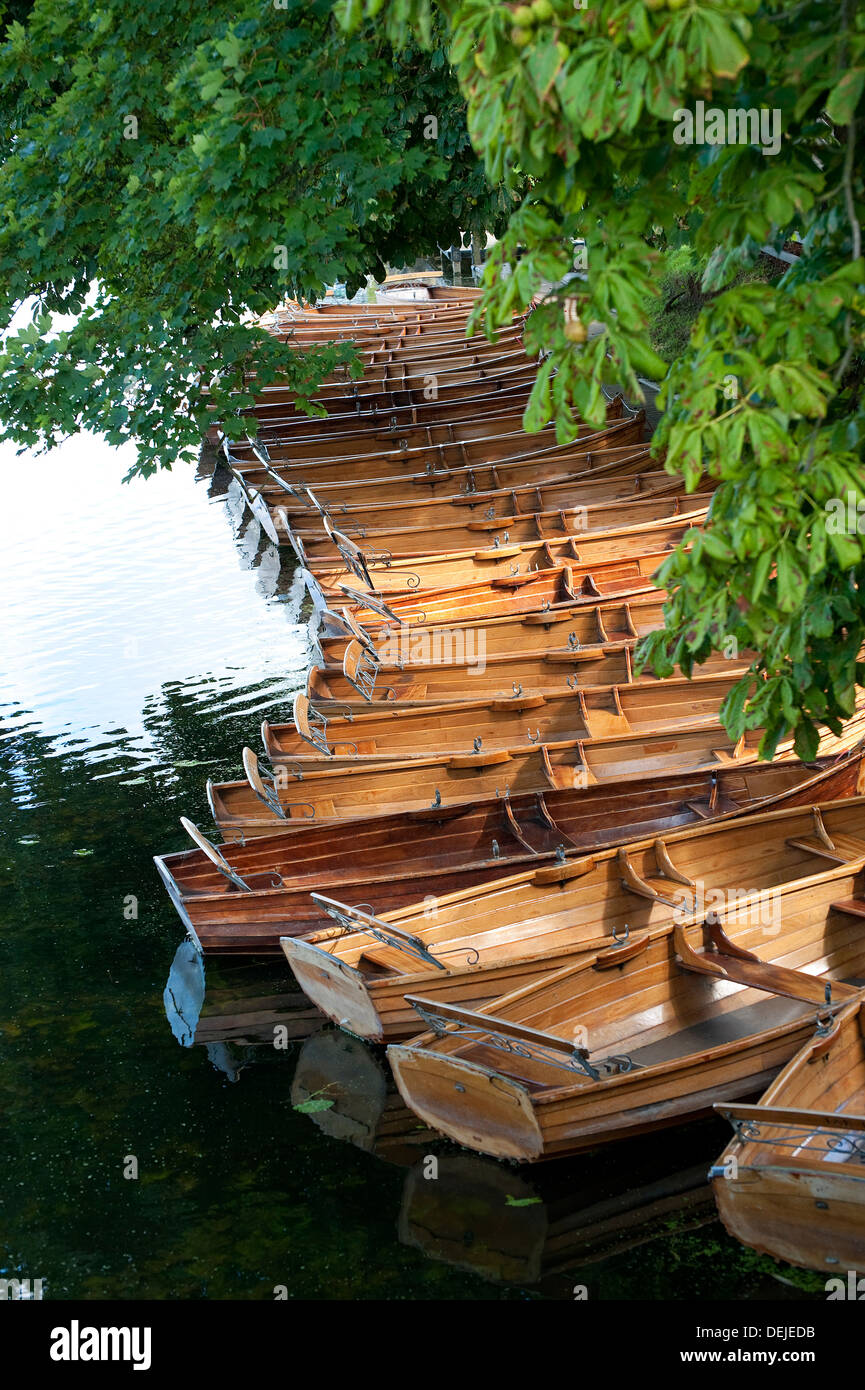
(603, 996, 816, 1070)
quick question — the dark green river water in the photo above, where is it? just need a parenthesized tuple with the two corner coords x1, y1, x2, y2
(0, 437, 825, 1300)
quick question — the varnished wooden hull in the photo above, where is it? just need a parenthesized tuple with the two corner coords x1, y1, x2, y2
(315, 592, 668, 667)
(277, 662, 749, 765)
(242, 413, 641, 495)
(282, 796, 865, 1041)
(157, 753, 865, 954)
(306, 509, 706, 600)
(712, 999, 865, 1273)
(280, 466, 671, 539)
(292, 487, 709, 564)
(209, 700, 865, 839)
(387, 865, 865, 1160)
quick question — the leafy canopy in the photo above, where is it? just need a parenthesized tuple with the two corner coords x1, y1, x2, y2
(340, 0, 865, 761)
(0, 0, 514, 476)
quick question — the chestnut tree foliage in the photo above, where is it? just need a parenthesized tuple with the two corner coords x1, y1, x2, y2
(0, 0, 512, 475)
(341, 0, 865, 760)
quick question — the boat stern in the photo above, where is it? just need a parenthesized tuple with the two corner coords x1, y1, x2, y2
(280, 937, 385, 1041)
(388, 1044, 543, 1161)
(712, 1162, 865, 1275)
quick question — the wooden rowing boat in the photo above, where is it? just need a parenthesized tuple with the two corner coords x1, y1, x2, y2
(235, 411, 642, 494)
(235, 418, 633, 496)
(235, 361, 542, 425)
(238, 379, 540, 442)
(311, 328, 527, 371)
(283, 797, 865, 1043)
(387, 856, 865, 1160)
(233, 380, 540, 446)
(236, 354, 536, 422)
(306, 631, 736, 710)
(301, 510, 707, 600)
(289, 661, 748, 755)
(313, 558, 662, 633)
(206, 699, 865, 840)
(711, 997, 865, 1273)
(265, 445, 653, 530)
(229, 405, 541, 468)
(292, 489, 711, 564)
(275, 465, 671, 542)
(155, 749, 865, 956)
(302, 344, 533, 395)
(315, 591, 669, 668)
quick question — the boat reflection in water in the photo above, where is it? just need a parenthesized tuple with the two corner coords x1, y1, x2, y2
(398, 1127, 722, 1288)
(288, 1025, 724, 1288)
(291, 1029, 438, 1167)
(163, 943, 322, 1082)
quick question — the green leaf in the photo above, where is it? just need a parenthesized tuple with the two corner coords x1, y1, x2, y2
(826, 68, 865, 126)
(293, 1096, 335, 1114)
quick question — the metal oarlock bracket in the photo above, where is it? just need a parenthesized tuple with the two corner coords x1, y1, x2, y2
(337, 585, 402, 624)
(311, 895, 446, 971)
(408, 1001, 603, 1080)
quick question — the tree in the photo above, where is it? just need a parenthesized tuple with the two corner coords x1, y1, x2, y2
(0, 0, 515, 476)
(341, 0, 865, 760)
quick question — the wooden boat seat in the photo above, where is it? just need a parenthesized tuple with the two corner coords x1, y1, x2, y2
(696, 955, 859, 1006)
(673, 922, 862, 1005)
(582, 708, 632, 737)
(685, 795, 742, 819)
(786, 833, 865, 864)
(829, 898, 865, 919)
(618, 847, 693, 908)
(541, 744, 598, 790)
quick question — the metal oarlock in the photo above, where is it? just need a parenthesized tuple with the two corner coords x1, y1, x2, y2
(311, 895, 446, 971)
(337, 584, 402, 624)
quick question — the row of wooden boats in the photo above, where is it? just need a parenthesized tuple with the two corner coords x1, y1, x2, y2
(160, 289, 865, 1277)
